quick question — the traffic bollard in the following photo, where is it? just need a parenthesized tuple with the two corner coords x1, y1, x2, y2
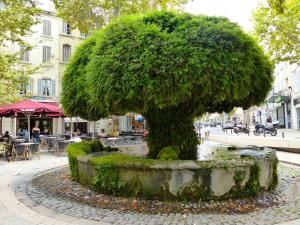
(282, 132, 284, 138)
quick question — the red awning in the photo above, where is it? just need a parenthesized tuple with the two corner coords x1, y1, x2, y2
(0, 100, 63, 117)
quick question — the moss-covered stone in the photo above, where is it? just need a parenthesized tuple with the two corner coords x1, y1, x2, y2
(157, 146, 179, 160)
(244, 164, 261, 196)
(68, 143, 279, 201)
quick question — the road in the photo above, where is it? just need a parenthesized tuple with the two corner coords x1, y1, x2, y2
(205, 126, 300, 139)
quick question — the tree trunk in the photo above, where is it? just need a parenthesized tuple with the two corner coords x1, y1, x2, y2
(144, 106, 199, 160)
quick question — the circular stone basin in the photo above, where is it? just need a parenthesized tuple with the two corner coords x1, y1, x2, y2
(74, 143, 278, 201)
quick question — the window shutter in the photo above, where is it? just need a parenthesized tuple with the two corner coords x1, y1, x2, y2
(26, 78, 33, 93)
(51, 80, 56, 96)
(42, 47, 46, 62)
(38, 79, 42, 95)
(48, 47, 51, 61)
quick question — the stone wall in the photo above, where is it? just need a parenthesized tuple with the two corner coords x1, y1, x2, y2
(75, 148, 278, 201)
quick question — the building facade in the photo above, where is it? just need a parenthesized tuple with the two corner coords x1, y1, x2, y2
(1, 0, 88, 136)
(266, 62, 300, 129)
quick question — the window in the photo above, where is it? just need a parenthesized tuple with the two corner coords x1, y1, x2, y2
(20, 78, 33, 95)
(41, 78, 51, 96)
(62, 22, 71, 35)
(42, 46, 51, 63)
(42, 20, 51, 36)
(20, 45, 30, 62)
(38, 78, 55, 96)
(62, 44, 71, 62)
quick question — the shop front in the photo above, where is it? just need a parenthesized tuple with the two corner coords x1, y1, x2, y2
(64, 117, 88, 134)
(17, 117, 53, 136)
(269, 95, 291, 129)
(294, 97, 300, 129)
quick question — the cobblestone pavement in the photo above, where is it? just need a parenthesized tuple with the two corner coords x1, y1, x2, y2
(20, 163, 300, 225)
(1, 151, 300, 225)
(0, 153, 104, 225)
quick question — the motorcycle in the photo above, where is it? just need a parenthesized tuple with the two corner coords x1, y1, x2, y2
(233, 123, 249, 134)
(272, 121, 280, 130)
(253, 123, 277, 136)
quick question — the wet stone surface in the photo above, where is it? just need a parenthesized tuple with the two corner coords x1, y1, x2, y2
(21, 164, 300, 225)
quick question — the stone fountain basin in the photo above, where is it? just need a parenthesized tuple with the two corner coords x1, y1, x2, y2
(75, 144, 278, 201)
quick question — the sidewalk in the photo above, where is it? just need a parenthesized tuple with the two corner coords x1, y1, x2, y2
(0, 150, 300, 225)
(276, 151, 300, 166)
(0, 153, 103, 225)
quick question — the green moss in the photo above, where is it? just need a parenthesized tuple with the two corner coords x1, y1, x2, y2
(234, 170, 246, 186)
(90, 154, 159, 168)
(177, 169, 212, 201)
(67, 141, 119, 181)
(67, 142, 92, 181)
(244, 164, 261, 196)
(157, 146, 179, 160)
(92, 164, 127, 195)
(269, 157, 279, 190)
(213, 150, 239, 160)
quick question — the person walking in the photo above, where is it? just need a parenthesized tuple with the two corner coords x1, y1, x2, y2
(32, 122, 40, 143)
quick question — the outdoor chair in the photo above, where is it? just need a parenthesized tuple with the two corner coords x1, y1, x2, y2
(28, 143, 40, 159)
(0, 143, 6, 159)
(40, 136, 47, 148)
(46, 138, 55, 152)
(13, 144, 27, 161)
(55, 141, 67, 155)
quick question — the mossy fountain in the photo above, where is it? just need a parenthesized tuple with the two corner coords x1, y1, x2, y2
(62, 11, 277, 201)
(68, 141, 278, 201)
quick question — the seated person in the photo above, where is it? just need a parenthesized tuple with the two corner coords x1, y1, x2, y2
(2, 131, 10, 143)
(3, 131, 10, 138)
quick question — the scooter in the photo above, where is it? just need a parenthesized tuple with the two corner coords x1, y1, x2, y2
(233, 123, 249, 134)
(253, 123, 277, 136)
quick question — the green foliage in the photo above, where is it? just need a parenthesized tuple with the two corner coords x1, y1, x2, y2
(244, 164, 261, 196)
(92, 164, 127, 195)
(234, 170, 246, 185)
(67, 142, 92, 181)
(253, 0, 300, 65)
(157, 146, 179, 160)
(0, 0, 40, 44)
(85, 140, 104, 152)
(269, 157, 279, 190)
(0, 0, 40, 104)
(53, 0, 188, 33)
(61, 33, 105, 120)
(67, 141, 118, 181)
(90, 154, 158, 168)
(63, 11, 273, 160)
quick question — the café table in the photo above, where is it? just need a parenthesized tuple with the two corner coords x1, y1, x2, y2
(106, 137, 119, 146)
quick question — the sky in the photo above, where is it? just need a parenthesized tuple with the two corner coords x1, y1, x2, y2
(184, 0, 261, 31)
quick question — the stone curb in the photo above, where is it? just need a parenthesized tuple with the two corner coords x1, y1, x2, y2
(13, 165, 108, 225)
(6, 160, 300, 225)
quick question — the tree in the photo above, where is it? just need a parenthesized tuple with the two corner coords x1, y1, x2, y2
(53, 0, 188, 33)
(62, 11, 273, 160)
(0, 0, 40, 104)
(253, 0, 300, 65)
(61, 32, 104, 121)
